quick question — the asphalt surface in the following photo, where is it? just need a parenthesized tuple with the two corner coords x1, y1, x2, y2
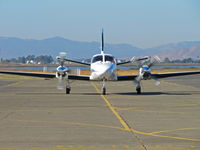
(0, 74, 200, 150)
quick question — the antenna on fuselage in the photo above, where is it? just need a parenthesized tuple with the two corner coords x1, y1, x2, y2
(101, 28, 104, 54)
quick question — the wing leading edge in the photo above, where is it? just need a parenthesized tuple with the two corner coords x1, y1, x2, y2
(151, 71, 200, 79)
(117, 70, 200, 81)
(57, 57, 90, 66)
(0, 70, 90, 80)
(116, 57, 149, 66)
(1, 70, 200, 81)
(117, 75, 138, 81)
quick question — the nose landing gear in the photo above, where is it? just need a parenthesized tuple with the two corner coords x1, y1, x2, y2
(102, 79, 106, 95)
(136, 82, 141, 94)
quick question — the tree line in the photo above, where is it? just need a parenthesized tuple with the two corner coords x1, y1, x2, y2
(1, 55, 54, 64)
(163, 57, 200, 63)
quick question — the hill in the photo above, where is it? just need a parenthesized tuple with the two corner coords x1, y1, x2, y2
(0, 36, 200, 60)
(0, 37, 142, 59)
(147, 42, 200, 59)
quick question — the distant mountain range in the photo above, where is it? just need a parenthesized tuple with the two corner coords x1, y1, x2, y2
(146, 41, 200, 60)
(0, 36, 200, 60)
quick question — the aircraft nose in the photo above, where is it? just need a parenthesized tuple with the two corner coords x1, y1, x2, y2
(100, 65, 112, 74)
(90, 63, 116, 80)
(97, 65, 114, 79)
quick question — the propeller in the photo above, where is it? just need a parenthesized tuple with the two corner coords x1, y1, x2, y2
(135, 56, 150, 68)
(148, 55, 161, 68)
(57, 52, 67, 67)
(136, 55, 161, 69)
(148, 56, 161, 86)
(56, 52, 68, 90)
(147, 56, 161, 86)
(134, 56, 161, 85)
(155, 79, 160, 86)
(57, 74, 65, 90)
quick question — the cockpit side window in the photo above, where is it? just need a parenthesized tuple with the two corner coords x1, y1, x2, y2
(105, 55, 114, 62)
(92, 55, 103, 63)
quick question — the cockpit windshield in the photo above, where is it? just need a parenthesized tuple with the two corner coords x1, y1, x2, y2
(92, 55, 115, 63)
(92, 55, 103, 63)
(105, 55, 114, 62)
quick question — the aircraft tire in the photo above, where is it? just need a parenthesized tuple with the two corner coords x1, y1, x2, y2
(136, 88, 141, 94)
(102, 88, 106, 95)
(66, 87, 71, 94)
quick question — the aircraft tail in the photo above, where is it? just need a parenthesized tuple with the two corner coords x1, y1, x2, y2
(101, 29, 104, 54)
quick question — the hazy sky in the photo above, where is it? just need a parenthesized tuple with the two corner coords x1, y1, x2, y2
(0, 0, 200, 48)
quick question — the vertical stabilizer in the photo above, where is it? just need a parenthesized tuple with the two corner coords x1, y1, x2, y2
(101, 28, 104, 54)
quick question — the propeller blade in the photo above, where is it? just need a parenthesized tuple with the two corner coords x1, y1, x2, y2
(132, 80, 138, 85)
(154, 79, 160, 86)
(59, 52, 67, 59)
(134, 56, 151, 68)
(57, 52, 67, 67)
(148, 55, 161, 68)
(57, 75, 64, 90)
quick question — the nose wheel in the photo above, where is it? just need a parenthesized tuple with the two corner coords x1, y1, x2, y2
(102, 87, 106, 95)
(136, 87, 141, 94)
(102, 79, 106, 95)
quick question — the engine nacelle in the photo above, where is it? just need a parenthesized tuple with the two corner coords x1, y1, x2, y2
(139, 65, 151, 80)
(143, 71, 151, 80)
(56, 66, 68, 78)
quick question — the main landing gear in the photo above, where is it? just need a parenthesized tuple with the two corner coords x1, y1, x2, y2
(136, 82, 141, 94)
(102, 79, 106, 95)
(66, 87, 71, 94)
(66, 80, 71, 94)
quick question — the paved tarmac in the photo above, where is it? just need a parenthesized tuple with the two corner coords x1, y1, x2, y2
(0, 74, 200, 150)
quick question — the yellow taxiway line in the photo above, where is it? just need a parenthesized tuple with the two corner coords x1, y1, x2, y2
(7, 81, 23, 87)
(91, 82, 148, 150)
(91, 82, 130, 131)
(91, 82, 200, 142)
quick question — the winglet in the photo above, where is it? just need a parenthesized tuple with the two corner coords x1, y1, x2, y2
(101, 28, 104, 54)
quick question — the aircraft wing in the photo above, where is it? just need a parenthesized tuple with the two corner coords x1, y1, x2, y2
(68, 74, 90, 80)
(0, 70, 90, 80)
(117, 75, 138, 81)
(117, 60, 133, 66)
(64, 58, 90, 66)
(57, 57, 90, 66)
(117, 71, 200, 81)
(117, 57, 149, 66)
(151, 71, 200, 79)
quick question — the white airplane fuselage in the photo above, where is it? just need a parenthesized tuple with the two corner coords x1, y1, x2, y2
(90, 54, 117, 81)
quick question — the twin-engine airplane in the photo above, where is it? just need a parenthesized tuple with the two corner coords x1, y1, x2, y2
(1, 30, 200, 95)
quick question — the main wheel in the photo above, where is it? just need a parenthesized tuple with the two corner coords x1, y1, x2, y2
(102, 87, 106, 95)
(66, 87, 71, 94)
(136, 87, 141, 94)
